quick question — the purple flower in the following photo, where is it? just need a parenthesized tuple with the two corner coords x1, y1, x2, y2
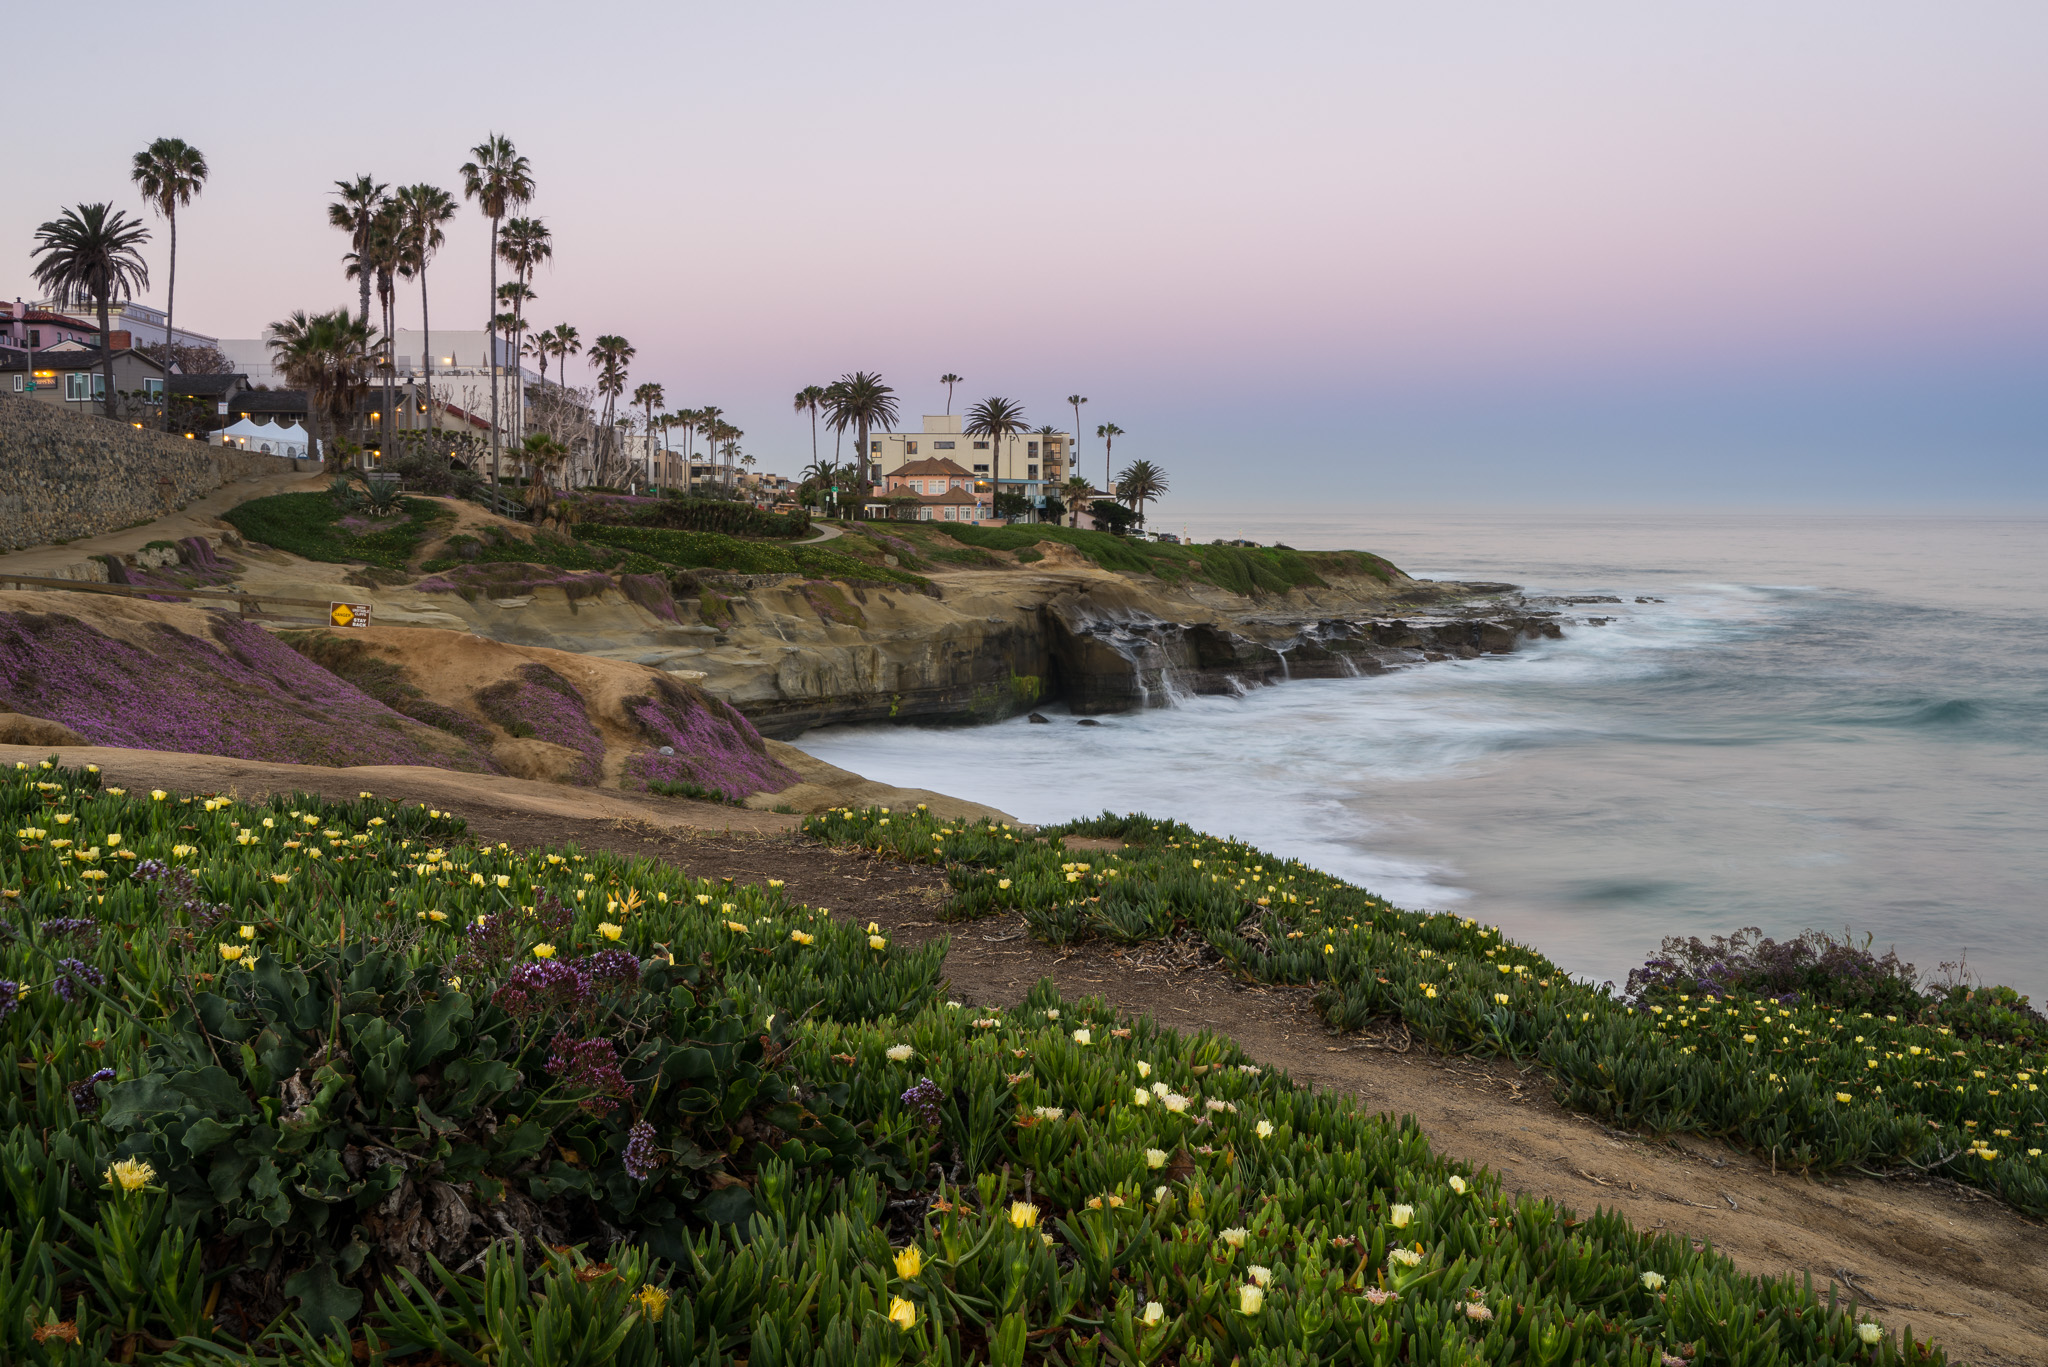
(622, 1119, 661, 1179)
(0, 982, 19, 1021)
(41, 918, 99, 944)
(71, 1067, 116, 1113)
(545, 1030, 629, 1114)
(620, 679, 797, 803)
(492, 958, 593, 1020)
(53, 960, 104, 1004)
(901, 1077, 944, 1129)
(585, 950, 641, 989)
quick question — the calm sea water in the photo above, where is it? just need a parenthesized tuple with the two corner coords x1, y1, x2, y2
(794, 513, 2048, 1001)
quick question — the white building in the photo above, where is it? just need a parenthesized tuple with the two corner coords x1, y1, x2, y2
(28, 295, 217, 351)
(863, 416, 1072, 512)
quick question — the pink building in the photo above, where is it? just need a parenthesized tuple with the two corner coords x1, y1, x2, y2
(873, 456, 994, 523)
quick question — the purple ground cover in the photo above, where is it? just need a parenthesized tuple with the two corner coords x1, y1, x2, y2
(473, 664, 605, 784)
(621, 676, 796, 802)
(0, 612, 494, 769)
(618, 574, 677, 621)
(414, 564, 613, 603)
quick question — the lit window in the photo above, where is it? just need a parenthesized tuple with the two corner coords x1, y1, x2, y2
(934, 440, 955, 449)
(907, 441, 918, 455)
(870, 441, 881, 453)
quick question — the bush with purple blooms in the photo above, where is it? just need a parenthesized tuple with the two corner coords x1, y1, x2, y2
(474, 663, 606, 783)
(620, 675, 796, 803)
(1626, 926, 1924, 1016)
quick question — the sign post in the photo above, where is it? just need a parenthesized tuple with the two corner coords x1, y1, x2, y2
(329, 603, 372, 629)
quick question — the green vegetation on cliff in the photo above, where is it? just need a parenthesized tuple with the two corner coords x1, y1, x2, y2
(575, 524, 929, 588)
(220, 492, 452, 569)
(0, 764, 1945, 1365)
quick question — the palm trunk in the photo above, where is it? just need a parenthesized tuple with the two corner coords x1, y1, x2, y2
(163, 206, 178, 430)
(96, 292, 116, 419)
(358, 236, 372, 330)
(1104, 434, 1113, 493)
(419, 263, 432, 440)
(486, 214, 501, 493)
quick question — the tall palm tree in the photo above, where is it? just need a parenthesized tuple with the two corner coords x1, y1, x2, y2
(1115, 458, 1168, 531)
(588, 334, 634, 479)
(129, 137, 208, 427)
(327, 176, 387, 329)
(1067, 395, 1088, 466)
(393, 183, 456, 428)
(696, 405, 725, 488)
(1095, 421, 1124, 491)
(30, 204, 151, 419)
(1061, 475, 1094, 528)
(496, 216, 551, 444)
(964, 396, 1029, 517)
(266, 308, 375, 472)
(347, 201, 407, 457)
(940, 372, 963, 415)
(460, 134, 535, 490)
(634, 382, 665, 486)
(793, 385, 827, 476)
(822, 372, 898, 518)
(544, 323, 581, 394)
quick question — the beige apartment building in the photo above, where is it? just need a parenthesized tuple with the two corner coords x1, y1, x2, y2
(864, 416, 1071, 515)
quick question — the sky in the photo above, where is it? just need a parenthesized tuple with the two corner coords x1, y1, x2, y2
(10, 1, 2045, 511)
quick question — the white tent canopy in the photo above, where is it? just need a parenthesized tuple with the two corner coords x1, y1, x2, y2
(215, 418, 309, 459)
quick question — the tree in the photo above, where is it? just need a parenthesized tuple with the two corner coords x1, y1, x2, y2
(1061, 474, 1094, 528)
(587, 334, 634, 482)
(1067, 394, 1088, 469)
(348, 200, 408, 459)
(460, 134, 535, 491)
(543, 323, 581, 393)
(30, 204, 151, 419)
(964, 396, 1029, 516)
(793, 385, 827, 476)
(129, 137, 208, 428)
(696, 405, 725, 489)
(822, 373, 899, 518)
(327, 176, 387, 329)
(266, 308, 375, 472)
(634, 382, 665, 486)
(394, 183, 457, 428)
(1095, 421, 1123, 491)
(1089, 498, 1138, 536)
(519, 431, 569, 512)
(496, 216, 552, 444)
(1116, 458, 1168, 530)
(940, 372, 963, 415)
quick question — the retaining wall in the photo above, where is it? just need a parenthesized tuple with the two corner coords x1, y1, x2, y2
(0, 393, 285, 551)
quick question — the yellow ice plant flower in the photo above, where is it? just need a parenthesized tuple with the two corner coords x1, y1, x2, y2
(270, 874, 291, 886)
(104, 833, 121, 847)
(887, 1297, 917, 1330)
(1072, 1028, 1092, 1046)
(768, 878, 784, 888)
(1856, 1323, 1883, 1346)
(1640, 1271, 1666, 1291)
(1835, 1092, 1852, 1104)
(427, 910, 448, 923)
(219, 944, 244, 962)
(1219, 1226, 1247, 1248)
(1237, 1284, 1265, 1316)
(1136, 1060, 1151, 1078)
(1495, 993, 1510, 1005)
(598, 922, 624, 941)
(790, 930, 814, 945)
(106, 1158, 155, 1192)
(725, 920, 750, 934)
(634, 1284, 669, 1321)
(695, 894, 712, 905)
(1008, 1200, 1040, 1229)
(1255, 1120, 1275, 1139)
(1142, 1301, 1166, 1326)
(238, 924, 256, 940)
(170, 844, 195, 859)
(151, 790, 168, 801)
(1133, 1088, 1152, 1107)
(533, 944, 557, 959)
(893, 1245, 923, 1279)
(1448, 1175, 1467, 1194)
(869, 934, 888, 950)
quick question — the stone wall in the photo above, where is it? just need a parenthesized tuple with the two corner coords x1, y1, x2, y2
(0, 393, 286, 551)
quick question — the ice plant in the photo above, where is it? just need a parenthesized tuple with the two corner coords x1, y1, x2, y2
(887, 1297, 917, 1330)
(1008, 1200, 1040, 1228)
(893, 1245, 923, 1279)
(886, 1044, 915, 1062)
(1640, 1271, 1666, 1291)
(1145, 1148, 1168, 1169)
(1237, 1284, 1264, 1316)
(634, 1284, 669, 1321)
(106, 1157, 155, 1192)
(1141, 1301, 1165, 1326)
(1390, 1204, 1414, 1227)
(1219, 1227, 1247, 1248)
(1255, 1119, 1275, 1138)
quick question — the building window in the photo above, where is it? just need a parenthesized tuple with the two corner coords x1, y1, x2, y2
(144, 378, 164, 399)
(906, 440, 918, 455)
(1027, 464, 1038, 479)
(65, 373, 92, 401)
(28, 330, 40, 347)
(869, 463, 881, 481)
(972, 464, 988, 474)
(972, 440, 989, 449)
(934, 440, 955, 449)
(870, 441, 882, 453)
(1028, 442, 1039, 457)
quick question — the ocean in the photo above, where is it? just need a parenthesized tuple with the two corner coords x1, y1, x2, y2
(792, 513, 2048, 1002)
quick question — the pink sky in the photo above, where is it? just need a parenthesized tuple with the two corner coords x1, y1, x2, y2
(11, 1, 2045, 505)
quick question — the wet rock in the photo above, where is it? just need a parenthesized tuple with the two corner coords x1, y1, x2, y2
(1076, 718, 1102, 726)
(1027, 713, 1050, 724)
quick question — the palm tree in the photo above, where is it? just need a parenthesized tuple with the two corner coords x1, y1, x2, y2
(1095, 422, 1124, 491)
(393, 183, 456, 428)
(327, 176, 387, 329)
(519, 431, 569, 511)
(822, 372, 899, 518)
(129, 137, 208, 427)
(30, 204, 151, 419)
(793, 385, 827, 476)
(544, 323, 581, 394)
(588, 334, 634, 480)
(460, 134, 535, 489)
(1067, 395, 1088, 460)
(1061, 475, 1094, 528)
(697, 405, 725, 488)
(496, 216, 552, 443)
(634, 382, 665, 486)
(964, 396, 1029, 517)
(266, 308, 375, 472)
(940, 372, 963, 415)
(1115, 459, 1168, 531)
(347, 200, 408, 457)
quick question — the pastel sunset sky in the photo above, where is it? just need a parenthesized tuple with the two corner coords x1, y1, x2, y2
(12, 1, 2045, 509)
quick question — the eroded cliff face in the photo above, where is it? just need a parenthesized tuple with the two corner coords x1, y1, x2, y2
(206, 549, 1566, 738)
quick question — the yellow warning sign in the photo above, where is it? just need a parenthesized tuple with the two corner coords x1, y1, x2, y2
(329, 602, 372, 628)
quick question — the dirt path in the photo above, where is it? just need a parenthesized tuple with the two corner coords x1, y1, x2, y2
(12, 766, 2038, 1364)
(0, 468, 320, 575)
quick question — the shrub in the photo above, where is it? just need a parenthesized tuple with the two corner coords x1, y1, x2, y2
(1626, 927, 1924, 1016)
(475, 664, 605, 783)
(575, 526, 929, 589)
(564, 494, 811, 540)
(222, 492, 452, 570)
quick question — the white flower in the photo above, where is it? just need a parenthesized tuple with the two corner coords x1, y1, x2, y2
(1140, 1300, 1165, 1327)
(1153, 1185, 1169, 1202)
(1640, 1271, 1666, 1291)
(1072, 1028, 1092, 1046)
(1389, 1204, 1413, 1228)
(886, 1044, 915, 1062)
(1034, 1106, 1065, 1121)
(1162, 1092, 1191, 1114)
(1255, 1120, 1275, 1138)
(1133, 1088, 1152, 1107)
(1044, 1009, 1060, 1021)
(1247, 1264, 1272, 1287)
(1388, 1248, 1422, 1268)
(1237, 1284, 1264, 1316)
(1856, 1323, 1882, 1345)
(947, 1000, 962, 1008)
(1448, 1175, 1467, 1194)
(1150, 1081, 1169, 1097)
(1136, 1061, 1151, 1077)
(1219, 1227, 1247, 1248)
(1145, 1148, 1168, 1169)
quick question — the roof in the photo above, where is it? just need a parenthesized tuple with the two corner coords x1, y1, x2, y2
(169, 373, 247, 397)
(1, 307, 99, 330)
(0, 348, 163, 374)
(891, 457, 974, 478)
(234, 389, 309, 415)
